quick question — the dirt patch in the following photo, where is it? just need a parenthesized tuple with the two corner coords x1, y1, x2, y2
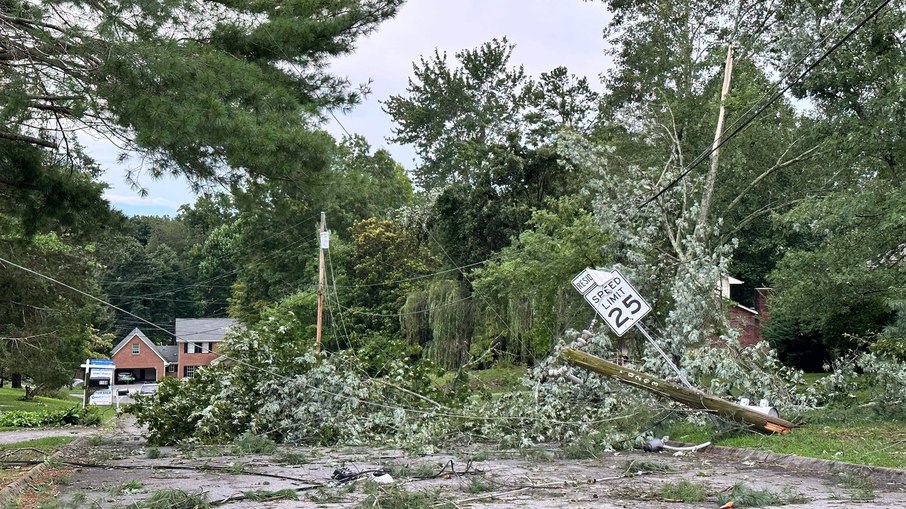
(24, 418, 906, 508)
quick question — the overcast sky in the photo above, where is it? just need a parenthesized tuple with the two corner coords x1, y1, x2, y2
(97, 0, 614, 216)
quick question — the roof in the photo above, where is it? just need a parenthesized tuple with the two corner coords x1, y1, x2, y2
(174, 318, 239, 343)
(157, 345, 179, 363)
(734, 303, 760, 316)
(111, 327, 169, 364)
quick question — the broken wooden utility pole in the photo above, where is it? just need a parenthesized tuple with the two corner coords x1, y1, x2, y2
(315, 212, 327, 354)
(698, 43, 735, 226)
(561, 347, 796, 434)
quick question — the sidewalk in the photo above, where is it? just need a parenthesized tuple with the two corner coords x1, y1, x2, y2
(0, 426, 95, 445)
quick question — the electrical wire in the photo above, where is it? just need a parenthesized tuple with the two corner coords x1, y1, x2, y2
(639, 0, 893, 208)
(2, 253, 635, 428)
(336, 296, 474, 318)
(330, 255, 503, 289)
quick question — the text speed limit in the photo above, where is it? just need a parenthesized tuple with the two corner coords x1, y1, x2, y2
(575, 268, 651, 336)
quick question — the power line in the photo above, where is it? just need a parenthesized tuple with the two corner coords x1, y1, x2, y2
(693, 0, 873, 174)
(639, 0, 893, 209)
(336, 295, 474, 318)
(0, 255, 176, 339)
(328, 109, 352, 137)
(331, 255, 504, 289)
(0, 252, 668, 428)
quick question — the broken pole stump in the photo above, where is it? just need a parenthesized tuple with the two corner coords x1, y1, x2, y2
(561, 348, 796, 434)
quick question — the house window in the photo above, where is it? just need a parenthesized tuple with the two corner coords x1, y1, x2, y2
(183, 342, 213, 354)
(184, 365, 196, 378)
(167, 365, 176, 373)
(132, 343, 140, 355)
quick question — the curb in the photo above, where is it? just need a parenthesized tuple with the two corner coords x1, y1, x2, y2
(670, 441, 906, 485)
(0, 432, 95, 505)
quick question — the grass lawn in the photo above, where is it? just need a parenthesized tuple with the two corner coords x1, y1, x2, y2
(716, 421, 906, 468)
(0, 387, 80, 413)
(0, 386, 116, 429)
(433, 365, 527, 395)
(661, 410, 906, 469)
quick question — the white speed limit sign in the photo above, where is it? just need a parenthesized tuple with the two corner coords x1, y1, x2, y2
(573, 268, 651, 336)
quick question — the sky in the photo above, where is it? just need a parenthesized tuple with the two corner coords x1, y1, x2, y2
(96, 0, 614, 216)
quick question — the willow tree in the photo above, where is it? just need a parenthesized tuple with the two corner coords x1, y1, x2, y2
(401, 280, 473, 370)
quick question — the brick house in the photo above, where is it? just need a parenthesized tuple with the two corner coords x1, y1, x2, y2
(110, 318, 239, 382)
(110, 328, 178, 382)
(175, 318, 237, 379)
(721, 276, 772, 347)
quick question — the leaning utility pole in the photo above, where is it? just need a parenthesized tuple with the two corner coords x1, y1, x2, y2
(698, 43, 735, 226)
(315, 212, 327, 354)
(562, 348, 796, 434)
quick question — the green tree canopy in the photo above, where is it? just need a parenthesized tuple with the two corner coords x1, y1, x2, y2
(1, 0, 403, 187)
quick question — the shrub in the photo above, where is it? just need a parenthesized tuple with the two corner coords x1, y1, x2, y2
(0, 407, 99, 428)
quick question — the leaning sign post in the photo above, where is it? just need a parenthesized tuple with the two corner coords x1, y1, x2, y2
(571, 267, 693, 388)
(566, 267, 796, 434)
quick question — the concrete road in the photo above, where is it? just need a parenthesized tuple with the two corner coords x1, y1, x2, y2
(19, 417, 906, 508)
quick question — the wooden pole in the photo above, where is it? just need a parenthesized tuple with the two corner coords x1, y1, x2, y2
(315, 212, 326, 354)
(698, 43, 735, 226)
(561, 348, 795, 434)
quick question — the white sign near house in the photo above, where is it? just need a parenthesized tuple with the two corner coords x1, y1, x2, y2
(575, 268, 652, 336)
(89, 389, 112, 406)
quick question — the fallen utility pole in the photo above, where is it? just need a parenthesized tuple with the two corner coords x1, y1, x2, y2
(561, 348, 796, 434)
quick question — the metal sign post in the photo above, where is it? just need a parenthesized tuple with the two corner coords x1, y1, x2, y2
(572, 267, 695, 390)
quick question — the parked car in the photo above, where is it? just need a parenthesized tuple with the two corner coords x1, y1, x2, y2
(139, 383, 159, 395)
(116, 372, 135, 384)
(70, 378, 85, 387)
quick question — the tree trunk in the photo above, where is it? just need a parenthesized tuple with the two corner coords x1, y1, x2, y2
(11, 373, 22, 389)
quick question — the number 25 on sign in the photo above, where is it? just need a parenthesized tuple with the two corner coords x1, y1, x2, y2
(571, 268, 651, 336)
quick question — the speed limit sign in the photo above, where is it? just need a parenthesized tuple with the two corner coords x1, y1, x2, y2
(574, 268, 651, 336)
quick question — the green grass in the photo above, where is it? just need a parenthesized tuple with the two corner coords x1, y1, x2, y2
(358, 484, 455, 509)
(659, 480, 707, 503)
(242, 489, 298, 502)
(468, 366, 526, 393)
(716, 421, 906, 468)
(0, 436, 75, 451)
(660, 409, 906, 469)
(433, 366, 526, 394)
(717, 483, 806, 507)
(0, 387, 79, 413)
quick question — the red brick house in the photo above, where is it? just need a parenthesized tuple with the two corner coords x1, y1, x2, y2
(110, 328, 178, 382)
(175, 318, 237, 379)
(110, 318, 239, 382)
(720, 276, 772, 347)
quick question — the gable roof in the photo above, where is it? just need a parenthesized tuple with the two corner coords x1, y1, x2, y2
(111, 327, 169, 363)
(158, 345, 179, 363)
(174, 318, 239, 343)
